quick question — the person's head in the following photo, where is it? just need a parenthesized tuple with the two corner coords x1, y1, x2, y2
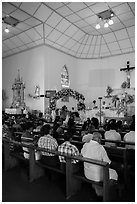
(56, 127, 64, 135)
(39, 112, 43, 118)
(88, 125, 95, 134)
(108, 119, 116, 130)
(40, 124, 51, 135)
(64, 131, 71, 141)
(116, 120, 123, 129)
(25, 122, 34, 131)
(55, 116, 60, 122)
(91, 117, 99, 129)
(130, 122, 135, 131)
(92, 132, 102, 144)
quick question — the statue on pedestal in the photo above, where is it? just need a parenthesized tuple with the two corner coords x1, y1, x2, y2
(11, 69, 26, 108)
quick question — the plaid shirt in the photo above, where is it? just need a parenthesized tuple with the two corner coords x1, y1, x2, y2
(38, 134, 58, 156)
(58, 141, 79, 164)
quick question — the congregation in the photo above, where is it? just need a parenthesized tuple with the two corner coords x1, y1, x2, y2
(2, 107, 135, 201)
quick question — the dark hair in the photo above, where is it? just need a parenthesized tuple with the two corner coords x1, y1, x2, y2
(40, 124, 51, 135)
(63, 131, 71, 141)
(91, 117, 99, 129)
(116, 120, 123, 129)
(130, 122, 135, 131)
(109, 120, 116, 130)
(25, 122, 34, 130)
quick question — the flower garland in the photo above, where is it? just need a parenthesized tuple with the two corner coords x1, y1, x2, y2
(50, 88, 85, 110)
(77, 101, 86, 111)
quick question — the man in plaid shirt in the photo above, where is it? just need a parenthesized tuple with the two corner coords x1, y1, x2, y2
(38, 124, 59, 166)
(58, 132, 80, 170)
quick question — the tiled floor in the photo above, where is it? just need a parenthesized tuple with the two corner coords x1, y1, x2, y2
(2, 165, 135, 202)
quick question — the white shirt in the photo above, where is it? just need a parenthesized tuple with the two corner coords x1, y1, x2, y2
(82, 133, 93, 143)
(81, 140, 118, 181)
(104, 129, 121, 147)
(124, 131, 135, 149)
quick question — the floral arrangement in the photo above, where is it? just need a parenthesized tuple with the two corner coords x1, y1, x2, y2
(116, 93, 134, 115)
(106, 85, 113, 97)
(50, 88, 85, 110)
(77, 101, 86, 111)
(121, 81, 128, 89)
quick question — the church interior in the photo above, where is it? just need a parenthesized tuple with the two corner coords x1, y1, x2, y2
(2, 2, 135, 202)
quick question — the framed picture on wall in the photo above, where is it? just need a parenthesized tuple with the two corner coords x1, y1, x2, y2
(45, 90, 56, 98)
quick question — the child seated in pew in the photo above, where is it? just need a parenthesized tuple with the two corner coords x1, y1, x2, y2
(81, 132, 118, 200)
(58, 131, 80, 173)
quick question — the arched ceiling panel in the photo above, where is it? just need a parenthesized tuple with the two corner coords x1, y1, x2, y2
(2, 2, 135, 59)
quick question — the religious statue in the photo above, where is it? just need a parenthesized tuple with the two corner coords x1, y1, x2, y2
(11, 69, 26, 108)
(120, 61, 135, 88)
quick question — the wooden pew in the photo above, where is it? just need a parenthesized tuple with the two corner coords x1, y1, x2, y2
(2, 138, 44, 182)
(3, 138, 110, 201)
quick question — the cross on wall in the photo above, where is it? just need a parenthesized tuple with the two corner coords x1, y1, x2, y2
(120, 61, 135, 88)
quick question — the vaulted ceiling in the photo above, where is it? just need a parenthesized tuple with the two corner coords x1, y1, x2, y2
(2, 2, 135, 59)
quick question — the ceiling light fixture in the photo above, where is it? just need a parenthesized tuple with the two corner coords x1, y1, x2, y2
(96, 23, 101, 29)
(108, 19, 114, 25)
(95, 9, 115, 30)
(2, 15, 20, 34)
(4, 27, 9, 33)
(104, 21, 109, 28)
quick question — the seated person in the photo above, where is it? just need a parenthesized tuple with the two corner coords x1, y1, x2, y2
(58, 131, 80, 172)
(12, 118, 23, 133)
(104, 120, 121, 147)
(91, 117, 99, 130)
(38, 124, 59, 166)
(116, 120, 123, 132)
(123, 122, 135, 149)
(63, 111, 70, 125)
(33, 119, 44, 132)
(53, 116, 62, 139)
(67, 114, 76, 135)
(21, 122, 41, 160)
(81, 132, 118, 199)
(82, 126, 93, 143)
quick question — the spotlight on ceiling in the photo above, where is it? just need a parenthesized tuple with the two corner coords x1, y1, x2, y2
(104, 21, 109, 28)
(4, 27, 9, 33)
(108, 19, 114, 25)
(96, 23, 101, 29)
(2, 15, 20, 33)
(95, 9, 115, 29)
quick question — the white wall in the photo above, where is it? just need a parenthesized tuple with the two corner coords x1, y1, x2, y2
(2, 44, 135, 112)
(2, 46, 45, 112)
(76, 53, 135, 107)
(2, 45, 77, 112)
(44, 46, 77, 110)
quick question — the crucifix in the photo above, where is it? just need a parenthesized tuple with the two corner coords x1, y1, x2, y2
(120, 61, 135, 88)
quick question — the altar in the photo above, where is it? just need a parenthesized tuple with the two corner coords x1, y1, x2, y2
(86, 109, 124, 124)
